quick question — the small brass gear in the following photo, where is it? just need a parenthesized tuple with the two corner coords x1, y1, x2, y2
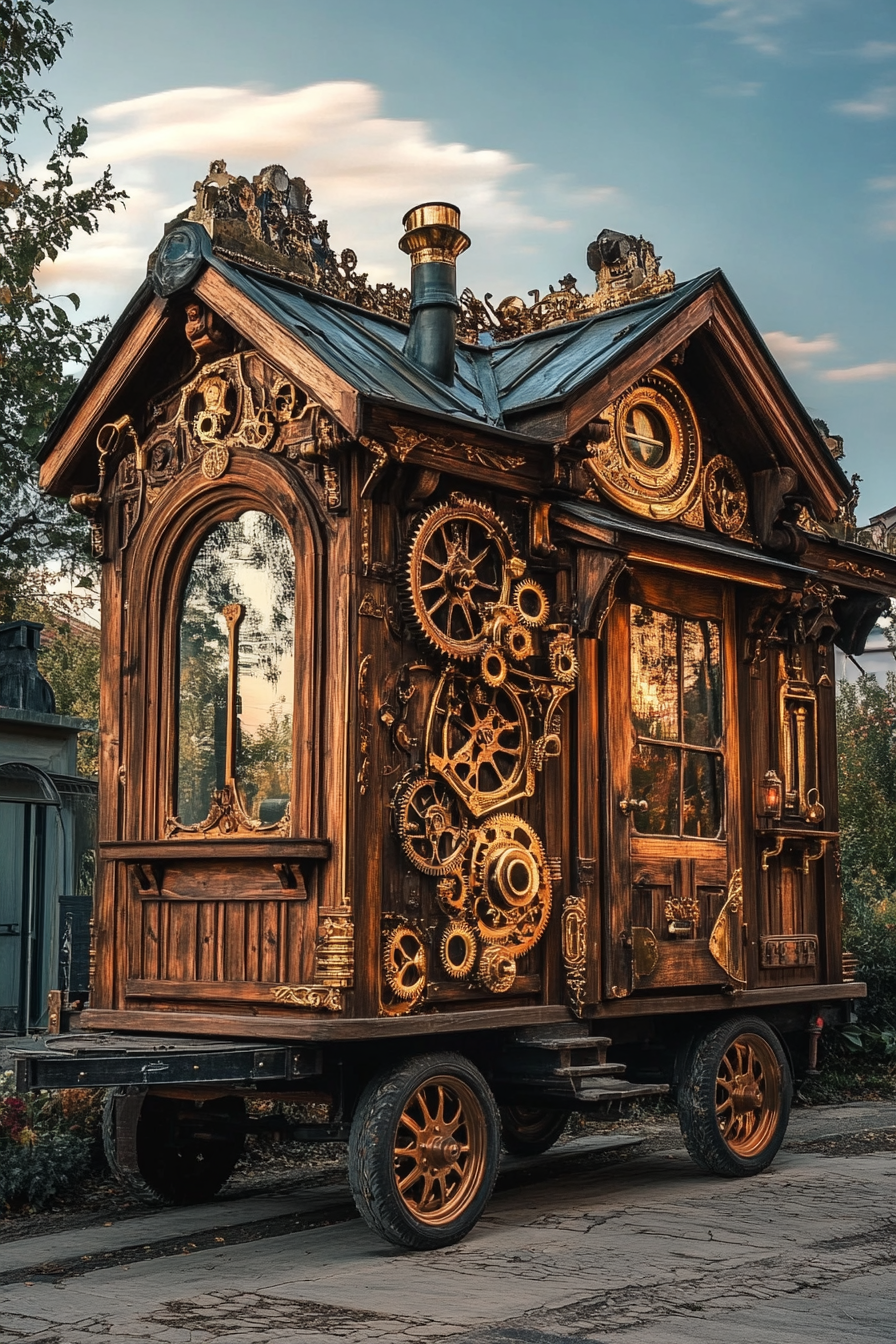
(401, 498, 516, 660)
(383, 925, 427, 1001)
(440, 921, 478, 979)
(436, 873, 468, 915)
(505, 624, 534, 661)
(481, 645, 508, 688)
(479, 945, 517, 994)
(392, 770, 469, 876)
(512, 579, 550, 628)
(548, 631, 578, 685)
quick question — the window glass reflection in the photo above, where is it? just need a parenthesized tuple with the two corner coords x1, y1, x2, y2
(683, 751, 723, 838)
(177, 511, 295, 828)
(631, 606, 679, 740)
(682, 619, 722, 747)
(632, 743, 680, 835)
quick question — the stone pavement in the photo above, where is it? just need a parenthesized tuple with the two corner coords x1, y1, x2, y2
(0, 1105, 894, 1343)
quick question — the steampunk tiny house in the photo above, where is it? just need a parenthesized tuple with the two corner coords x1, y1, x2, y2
(25, 164, 895, 1247)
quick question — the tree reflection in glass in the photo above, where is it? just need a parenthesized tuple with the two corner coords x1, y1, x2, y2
(177, 511, 295, 828)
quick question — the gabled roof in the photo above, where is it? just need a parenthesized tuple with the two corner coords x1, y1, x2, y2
(38, 221, 851, 519)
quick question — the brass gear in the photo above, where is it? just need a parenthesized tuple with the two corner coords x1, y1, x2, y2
(548, 631, 578, 685)
(469, 813, 552, 957)
(479, 945, 517, 994)
(383, 925, 428, 1001)
(427, 671, 533, 818)
(401, 499, 516, 660)
(481, 645, 508, 688)
(505, 624, 534, 661)
(392, 770, 469, 876)
(440, 921, 478, 979)
(512, 579, 550, 628)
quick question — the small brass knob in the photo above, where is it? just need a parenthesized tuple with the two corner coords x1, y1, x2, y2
(619, 797, 648, 815)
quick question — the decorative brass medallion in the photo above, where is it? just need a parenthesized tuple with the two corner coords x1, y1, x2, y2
(585, 371, 702, 523)
(703, 455, 752, 538)
(270, 984, 343, 1011)
(478, 945, 517, 993)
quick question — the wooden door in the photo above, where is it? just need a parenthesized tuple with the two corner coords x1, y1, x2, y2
(605, 570, 740, 995)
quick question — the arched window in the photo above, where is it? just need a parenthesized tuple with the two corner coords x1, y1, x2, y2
(175, 510, 295, 832)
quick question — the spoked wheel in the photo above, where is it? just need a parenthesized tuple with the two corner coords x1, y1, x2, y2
(348, 1052, 500, 1250)
(103, 1090, 246, 1203)
(678, 1016, 792, 1177)
(500, 1105, 570, 1155)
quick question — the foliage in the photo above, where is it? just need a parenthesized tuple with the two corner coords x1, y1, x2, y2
(0, 1071, 100, 1209)
(834, 669, 896, 1088)
(0, 0, 125, 614)
(13, 594, 100, 772)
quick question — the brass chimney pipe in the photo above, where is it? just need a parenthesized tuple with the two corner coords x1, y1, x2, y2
(399, 202, 470, 385)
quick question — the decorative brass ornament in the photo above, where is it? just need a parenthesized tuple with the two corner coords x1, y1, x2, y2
(392, 769, 469, 876)
(512, 579, 550, 629)
(201, 442, 230, 479)
(402, 499, 516, 660)
(585, 372, 702, 523)
(708, 868, 746, 985)
(548, 631, 578, 686)
(703, 455, 752, 539)
(440, 920, 478, 979)
(561, 894, 588, 1014)
(427, 671, 534, 818)
(436, 873, 468, 915)
(387, 424, 527, 474)
(469, 813, 551, 957)
(382, 925, 428, 1006)
(316, 914, 355, 988)
(760, 935, 818, 969)
(664, 892, 700, 934)
(630, 926, 659, 983)
(478, 945, 517, 994)
(357, 654, 372, 795)
(270, 984, 343, 1011)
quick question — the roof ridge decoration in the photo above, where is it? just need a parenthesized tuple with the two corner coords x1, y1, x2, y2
(175, 163, 675, 344)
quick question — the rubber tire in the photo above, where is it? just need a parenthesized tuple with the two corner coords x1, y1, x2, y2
(103, 1091, 245, 1204)
(500, 1105, 570, 1155)
(348, 1052, 501, 1251)
(678, 1015, 792, 1178)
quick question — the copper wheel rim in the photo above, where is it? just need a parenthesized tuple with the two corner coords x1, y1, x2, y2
(393, 1075, 488, 1226)
(715, 1032, 781, 1158)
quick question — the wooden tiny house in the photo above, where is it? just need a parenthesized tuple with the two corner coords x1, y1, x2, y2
(31, 166, 895, 1247)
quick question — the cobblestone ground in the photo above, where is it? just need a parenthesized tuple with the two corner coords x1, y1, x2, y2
(1, 1139, 894, 1343)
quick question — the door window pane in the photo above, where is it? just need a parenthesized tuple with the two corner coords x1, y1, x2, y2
(683, 751, 723, 838)
(177, 511, 295, 827)
(631, 743, 680, 835)
(682, 619, 722, 746)
(630, 606, 679, 740)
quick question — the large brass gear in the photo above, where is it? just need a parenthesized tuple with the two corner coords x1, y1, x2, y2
(392, 770, 469, 876)
(469, 814, 552, 957)
(427, 671, 534, 818)
(382, 925, 427, 1002)
(401, 499, 516, 660)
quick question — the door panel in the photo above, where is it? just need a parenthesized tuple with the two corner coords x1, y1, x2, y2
(605, 571, 738, 996)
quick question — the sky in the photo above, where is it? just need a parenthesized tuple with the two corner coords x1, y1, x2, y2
(34, 0, 896, 520)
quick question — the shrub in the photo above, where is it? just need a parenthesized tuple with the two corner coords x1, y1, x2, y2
(0, 1071, 94, 1210)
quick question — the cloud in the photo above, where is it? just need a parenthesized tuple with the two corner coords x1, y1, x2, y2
(762, 330, 838, 371)
(39, 81, 615, 318)
(869, 176, 896, 236)
(708, 80, 762, 97)
(857, 41, 896, 61)
(690, 1, 806, 56)
(822, 361, 896, 382)
(835, 84, 896, 118)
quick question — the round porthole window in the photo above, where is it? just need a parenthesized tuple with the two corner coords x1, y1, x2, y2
(584, 370, 702, 522)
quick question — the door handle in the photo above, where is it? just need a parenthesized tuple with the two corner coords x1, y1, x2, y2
(619, 798, 648, 815)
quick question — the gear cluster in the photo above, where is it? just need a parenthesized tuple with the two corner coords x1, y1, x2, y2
(385, 495, 578, 1005)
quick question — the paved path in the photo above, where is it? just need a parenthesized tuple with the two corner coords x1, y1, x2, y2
(0, 1103, 894, 1343)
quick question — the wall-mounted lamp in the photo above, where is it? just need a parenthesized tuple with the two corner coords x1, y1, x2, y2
(760, 768, 783, 821)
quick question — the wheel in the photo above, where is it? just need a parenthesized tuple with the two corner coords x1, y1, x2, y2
(500, 1104, 570, 1155)
(103, 1091, 245, 1203)
(348, 1052, 501, 1250)
(677, 1016, 792, 1177)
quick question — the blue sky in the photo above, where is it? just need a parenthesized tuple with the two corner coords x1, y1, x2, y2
(44, 0, 896, 519)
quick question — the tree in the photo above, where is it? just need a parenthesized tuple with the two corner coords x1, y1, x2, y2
(1, 0, 125, 614)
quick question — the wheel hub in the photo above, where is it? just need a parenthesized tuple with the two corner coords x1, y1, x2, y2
(730, 1073, 763, 1114)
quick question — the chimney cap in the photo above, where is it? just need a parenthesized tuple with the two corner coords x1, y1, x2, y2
(401, 201, 462, 232)
(399, 202, 470, 266)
